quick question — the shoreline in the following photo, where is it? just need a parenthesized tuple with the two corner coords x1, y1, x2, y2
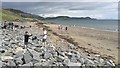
(43, 20, 118, 33)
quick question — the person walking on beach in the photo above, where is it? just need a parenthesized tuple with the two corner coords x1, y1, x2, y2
(41, 28, 48, 45)
(65, 26, 68, 31)
(24, 31, 32, 48)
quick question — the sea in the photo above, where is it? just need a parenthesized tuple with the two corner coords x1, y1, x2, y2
(43, 19, 118, 32)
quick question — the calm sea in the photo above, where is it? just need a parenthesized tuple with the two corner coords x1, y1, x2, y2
(43, 19, 118, 32)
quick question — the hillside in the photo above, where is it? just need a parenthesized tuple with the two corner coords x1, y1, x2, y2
(1, 8, 43, 21)
(45, 16, 96, 20)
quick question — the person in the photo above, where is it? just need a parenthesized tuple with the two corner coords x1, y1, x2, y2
(3, 21, 7, 29)
(24, 31, 32, 48)
(65, 27, 68, 31)
(41, 28, 48, 44)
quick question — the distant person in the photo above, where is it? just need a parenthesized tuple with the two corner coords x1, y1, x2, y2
(41, 28, 48, 44)
(58, 25, 60, 30)
(3, 21, 7, 29)
(24, 31, 32, 48)
(65, 27, 68, 31)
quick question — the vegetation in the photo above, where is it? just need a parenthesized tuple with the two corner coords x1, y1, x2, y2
(1, 8, 44, 21)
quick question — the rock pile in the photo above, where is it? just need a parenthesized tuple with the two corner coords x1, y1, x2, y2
(0, 29, 115, 67)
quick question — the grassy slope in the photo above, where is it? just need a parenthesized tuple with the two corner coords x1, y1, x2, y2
(1, 8, 43, 21)
(2, 9, 23, 21)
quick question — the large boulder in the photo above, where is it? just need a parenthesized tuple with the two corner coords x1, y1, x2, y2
(23, 53, 33, 63)
(44, 51, 53, 59)
(28, 48, 40, 61)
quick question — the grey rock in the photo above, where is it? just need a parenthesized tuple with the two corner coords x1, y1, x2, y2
(0, 61, 3, 68)
(70, 56, 77, 63)
(28, 49, 40, 61)
(68, 43, 76, 49)
(44, 52, 53, 59)
(56, 55, 65, 62)
(34, 62, 42, 66)
(8, 61, 16, 66)
(22, 62, 33, 66)
(66, 62, 81, 66)
(15, 56, 23, 65)
(23, 53, 33, 63)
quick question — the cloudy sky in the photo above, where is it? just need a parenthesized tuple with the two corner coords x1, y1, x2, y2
(2, 1, 118, 19)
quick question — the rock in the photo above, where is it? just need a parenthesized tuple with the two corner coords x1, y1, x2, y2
(108, 60, 115, 66)
(66, 62, 81, 66)
(56, 55, 65, 62)
(40, 59, 46, 63)
(86, 59, 95, 66)
(0, 49, 6, 53)
(105, 60, 115, 66)
(28, 49, 40, 61)
(44, 51, 53, 59)
(68, 43, 76, 49)
(34, 62, 42, 66)
(8, 61, 16, 66)
(79, 58, 85, 64)
(15, 56, 23, 65)
(70, 55, 77, 63)
(23, 53, 33, 63)
(22, 62, 33, 66)
(14, 47, 26, 58)
(1, 56, 14, 61)
(0, 61, 3, 68)
(14, 47, 26, 53)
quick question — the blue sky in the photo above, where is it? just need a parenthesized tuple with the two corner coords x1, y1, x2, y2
(2, 1, 118, 19)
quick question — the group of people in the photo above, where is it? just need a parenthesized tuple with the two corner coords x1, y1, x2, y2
(24, 28, 48, 48)
(2, 21, 14, 30)
(2, 21, 48, 49)
(58, 25, 68, 31)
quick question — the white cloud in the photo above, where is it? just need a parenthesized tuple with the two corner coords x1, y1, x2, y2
(2, 2, 118, 19)
(1, 0, 120, 2)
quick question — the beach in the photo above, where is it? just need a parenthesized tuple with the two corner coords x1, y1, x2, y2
(44, 23, 118, 64)
(18, 21, 118, 64)
(0, 21, 117, 66)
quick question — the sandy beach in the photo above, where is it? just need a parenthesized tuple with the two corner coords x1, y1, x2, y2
(44, 23, 118, 64)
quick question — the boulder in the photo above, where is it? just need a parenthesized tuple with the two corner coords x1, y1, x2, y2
(22, 62, 33, 66)
(0, 61, 3, 68)
(28, 49, 40, 61)
(15, 56, 23, 65)
(44, 52, 53, 59)
(1, 56, 14, 61)
(8, 61, 16, 66)
(66, 62, 81, 66)
(23, 53, 33, 63)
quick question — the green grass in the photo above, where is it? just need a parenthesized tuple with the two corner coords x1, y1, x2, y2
(2, 9, 23, 21)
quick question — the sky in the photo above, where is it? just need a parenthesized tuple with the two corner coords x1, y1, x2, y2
(1, 0, 119, 19)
